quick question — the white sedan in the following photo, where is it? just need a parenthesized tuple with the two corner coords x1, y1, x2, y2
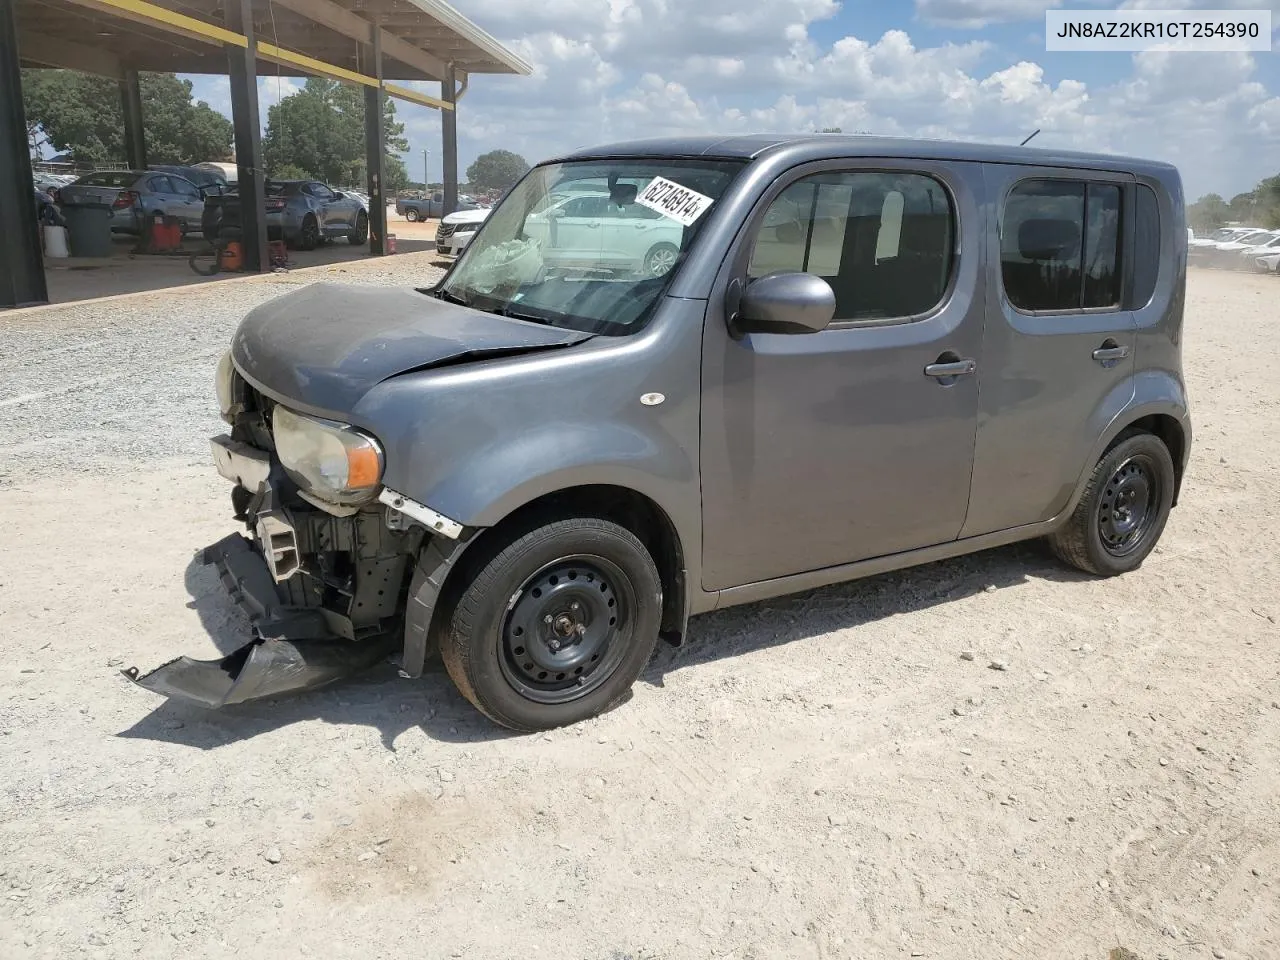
(524, 193, 685, 276)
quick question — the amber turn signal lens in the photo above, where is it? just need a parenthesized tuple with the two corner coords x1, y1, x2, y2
(346, 445, 382, 489)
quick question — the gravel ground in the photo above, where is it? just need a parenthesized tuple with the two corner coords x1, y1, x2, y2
(0, 265, 1278, 960)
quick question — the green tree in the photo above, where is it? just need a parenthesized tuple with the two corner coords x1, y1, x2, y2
(22, 69, 231, 164)
(466, 149, 530, 191)
(1187, 193, 1231, 233)
(263, 78, 409, 189)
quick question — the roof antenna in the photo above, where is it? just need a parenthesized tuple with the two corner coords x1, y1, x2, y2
(1020, 129, 1041, 146)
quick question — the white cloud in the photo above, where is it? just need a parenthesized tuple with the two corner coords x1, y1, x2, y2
(191, 2, 1280, 200)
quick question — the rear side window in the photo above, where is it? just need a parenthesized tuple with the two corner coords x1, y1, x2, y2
(748, 170, 955, 322)
(1001, 179, 1121, 312)
(1131, 184, 1161, 308)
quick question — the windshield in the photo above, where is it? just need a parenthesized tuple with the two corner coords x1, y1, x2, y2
(436, 158, 745, 336)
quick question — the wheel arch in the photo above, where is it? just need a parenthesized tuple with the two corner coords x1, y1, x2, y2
(401, 483, 688, 678)
(1065, 401, 1190, 520)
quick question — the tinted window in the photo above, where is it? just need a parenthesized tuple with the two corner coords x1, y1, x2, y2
(1132, 184, 1160, 309)
(1002, 179, 1121, 311)
(1083, 184, 1121, 307)
(148, 176, 174, 193)
(748, 171, 954, 322)
(170, 177, 201, 198)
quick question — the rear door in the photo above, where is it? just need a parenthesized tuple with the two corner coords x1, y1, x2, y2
(144, 175, 179, 217)
(168, 176, 205, 225)
(961, 166, 1135, 537)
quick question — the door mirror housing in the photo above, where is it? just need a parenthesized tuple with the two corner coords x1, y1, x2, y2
(331, 191, 345, 200)
(735, 272, 836, 335)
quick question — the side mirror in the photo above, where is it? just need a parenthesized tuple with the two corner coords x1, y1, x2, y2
(735, 272, 836, 335)
(331, 191, 345, 200)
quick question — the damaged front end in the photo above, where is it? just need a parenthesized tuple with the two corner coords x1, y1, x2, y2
(125, 377, 453, 708)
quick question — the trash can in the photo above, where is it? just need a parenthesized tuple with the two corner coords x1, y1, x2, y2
(60, 201, 114, 258)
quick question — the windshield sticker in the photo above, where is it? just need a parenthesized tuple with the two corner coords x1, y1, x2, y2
(635, 177, 715, 227)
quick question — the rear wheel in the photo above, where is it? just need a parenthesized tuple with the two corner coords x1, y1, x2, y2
(348, 211, 369, 245)
(1047, 430, 1176, 576)
(298, 215, 320, 251)
(441, 517, 662, 732)
(404, 207, 420, 222)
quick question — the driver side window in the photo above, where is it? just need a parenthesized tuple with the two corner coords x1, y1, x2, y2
(747, 171, 956, 323)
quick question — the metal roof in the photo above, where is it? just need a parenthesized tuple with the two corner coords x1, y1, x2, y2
(17, 0, 531, 83)
(554, 134, 1176, 175)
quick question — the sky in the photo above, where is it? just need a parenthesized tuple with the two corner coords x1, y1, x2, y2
(185, 0, 1280, 202)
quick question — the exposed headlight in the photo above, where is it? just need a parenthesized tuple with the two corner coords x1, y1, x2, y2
(272, 407, 383, 503)
(215, 351, 236, 422)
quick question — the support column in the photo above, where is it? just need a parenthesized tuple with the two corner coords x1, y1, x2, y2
(0, 0, 47, 307)
(225, 0, 267, 272)
(120, 70, 146, 170)
(441, 62, 458, 218)
(363, 30, 386, 256)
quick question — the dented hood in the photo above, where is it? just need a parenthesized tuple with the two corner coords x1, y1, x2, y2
(231, 282, 592, 412)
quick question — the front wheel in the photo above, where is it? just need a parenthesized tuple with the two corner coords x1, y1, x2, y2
(348, 211, 369, 245)
(1047, 430, 1176, 576)
(643, 242, 679, 277)
(441, 517, 663, 732)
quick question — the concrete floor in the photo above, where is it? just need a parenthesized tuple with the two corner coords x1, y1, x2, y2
(32, 209, 441, 306)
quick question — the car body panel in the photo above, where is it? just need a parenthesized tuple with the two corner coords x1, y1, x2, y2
(231, 282, 594, 416)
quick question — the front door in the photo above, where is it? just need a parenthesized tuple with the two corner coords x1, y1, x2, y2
(700, 160, 986, 591)
(960, 166, 1136, 537)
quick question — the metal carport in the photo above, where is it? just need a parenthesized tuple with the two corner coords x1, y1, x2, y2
(0, 0, 530, 307)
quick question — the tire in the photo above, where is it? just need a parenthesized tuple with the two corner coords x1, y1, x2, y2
(298, 215, 319, 251)
(1047, 430, 1176, 576)
(404, 207, 420, 222)
(348, 211, 369, 245)
(441, 517, 663, 732)
(643, 242, 679, 277)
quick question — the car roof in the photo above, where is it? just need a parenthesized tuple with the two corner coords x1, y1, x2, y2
(550, 134, 1177, 177)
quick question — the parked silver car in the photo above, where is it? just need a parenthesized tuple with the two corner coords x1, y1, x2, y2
(58, 170, 205, 235)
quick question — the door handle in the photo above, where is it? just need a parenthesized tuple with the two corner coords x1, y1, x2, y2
(1092, 341, 1130, 365)
(923, 357, 977, 380)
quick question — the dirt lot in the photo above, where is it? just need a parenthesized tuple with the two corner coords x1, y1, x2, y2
(1, 264, 1277, 960)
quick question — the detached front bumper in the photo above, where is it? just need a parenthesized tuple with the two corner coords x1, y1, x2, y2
(124, 435, 429, 707)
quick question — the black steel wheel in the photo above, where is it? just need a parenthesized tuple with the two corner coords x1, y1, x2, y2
(499, 556, 635, 705)
(1048, 430, 1176, 576)
(1097, 454, 1161, 558)
(298, 216, 320, 251)
(441, 517, 663, 731)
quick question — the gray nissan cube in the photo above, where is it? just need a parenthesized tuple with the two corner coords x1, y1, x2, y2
(127, 135, 1191, 732)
